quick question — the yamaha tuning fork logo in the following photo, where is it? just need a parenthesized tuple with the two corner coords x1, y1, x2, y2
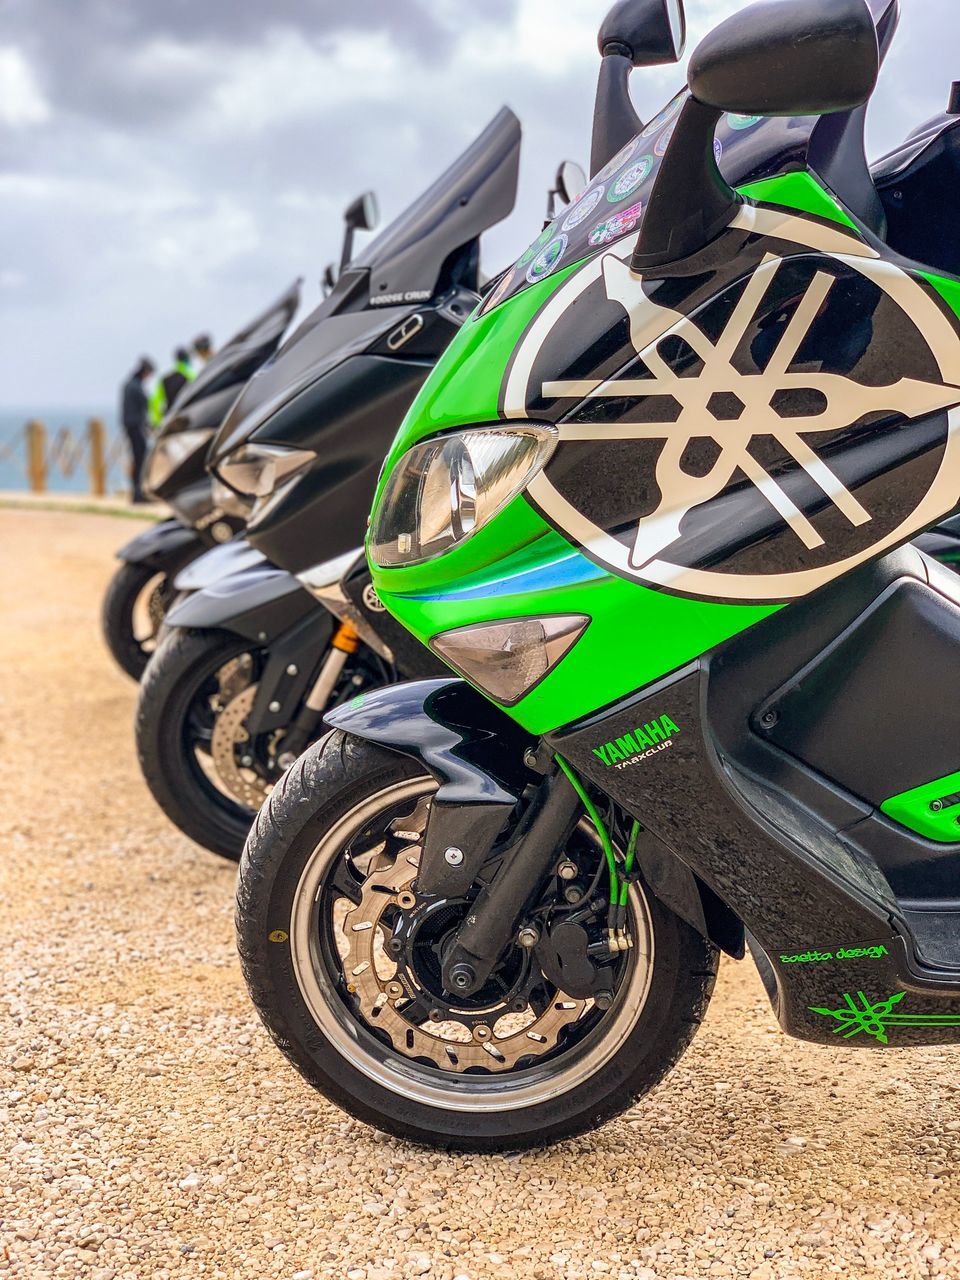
(505, 207, 960, 603)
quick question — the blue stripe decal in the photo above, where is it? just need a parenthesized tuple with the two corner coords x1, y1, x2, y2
(402, 552, 606, 602)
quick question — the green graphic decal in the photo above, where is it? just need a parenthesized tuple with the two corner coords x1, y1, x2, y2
(779, 945, 888, 964)
(592, 715, 680, 768)
(881, 767, 960, 843)
(810, 992, 960, 1043)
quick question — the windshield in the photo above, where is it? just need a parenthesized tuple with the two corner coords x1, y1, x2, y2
(479, 91, 818, 317)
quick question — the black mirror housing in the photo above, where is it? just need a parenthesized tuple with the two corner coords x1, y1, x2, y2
(590, 0, 686, 175)
(344, 190, 379, 232)
(598, 0, 685, 63)
(689, 0, 878, 118)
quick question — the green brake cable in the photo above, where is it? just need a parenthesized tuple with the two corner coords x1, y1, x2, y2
(555, 755, 619, 904)
(620, 820, 641, 909)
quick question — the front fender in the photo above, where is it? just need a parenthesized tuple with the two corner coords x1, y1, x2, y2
(116, 519, 202, 570)
(325, 678, 535, 804)
(165, 562, 321, 643)
(325, 679, 537, 898)
(174, 539, 266, 593)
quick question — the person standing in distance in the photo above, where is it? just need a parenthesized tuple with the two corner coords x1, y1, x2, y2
(120, 356, 156, 504)
(149, 346, 195, 426)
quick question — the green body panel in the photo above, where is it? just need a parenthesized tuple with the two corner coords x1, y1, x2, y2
(881, 768, 960, 843)
(368, 172, 937, 736)
(737, 172, 859, 228)
(920, 269, 960, 320)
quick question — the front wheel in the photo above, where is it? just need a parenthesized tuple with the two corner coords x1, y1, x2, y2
(101, 559, 186, 680)
(237, 732, 718, 1151)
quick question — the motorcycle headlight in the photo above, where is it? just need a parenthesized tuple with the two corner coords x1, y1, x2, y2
(144, 428, 213, 494)
(369, 425, 557, 568)
(214, 443, 316, 499)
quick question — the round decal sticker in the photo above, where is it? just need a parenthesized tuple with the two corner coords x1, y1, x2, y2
(607, 156, 653, 203)
(727, 113, 762, 131)
(517, 226, 554, 269)
(561, 186, 604, 231)
(641, 94, 684, 139)
(503, 207, 960, 604)
(654, 122, 676, 158)
(525, 234, 568, 284)
(592, 137, 638, 186)
(714, 137, 723, 164)
(589, 202, 643, 246)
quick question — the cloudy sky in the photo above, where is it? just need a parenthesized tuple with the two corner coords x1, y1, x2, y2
(1, 0, 955, 410)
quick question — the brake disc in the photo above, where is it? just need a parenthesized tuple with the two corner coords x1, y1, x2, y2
(341, 850, 587, 1073)
(210, 683, 274, 809)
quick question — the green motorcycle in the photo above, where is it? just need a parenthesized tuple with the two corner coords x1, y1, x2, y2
(237, 0, 960, 1149)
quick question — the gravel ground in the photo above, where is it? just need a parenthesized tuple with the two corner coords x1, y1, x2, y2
(3, 507, 960, 1280)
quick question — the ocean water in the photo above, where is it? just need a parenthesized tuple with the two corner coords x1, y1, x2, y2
(0, 405, 125, 493)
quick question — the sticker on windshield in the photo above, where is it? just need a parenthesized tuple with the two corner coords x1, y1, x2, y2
(525, 234, 568, 284)
(641, 95, 684, 139)
(714, 138, 723, 164)
(589, 202, 643, 246)
(592, 137, 639, 186)
(654, 123, 677, 158)
(562, 186, 604, 232)
(608, 157, 653, 203)
(727, 113, 762, 131)
(517, 226, 555, 269)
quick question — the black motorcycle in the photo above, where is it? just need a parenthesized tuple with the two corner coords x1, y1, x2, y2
(135, 109, 535, 858)
(101, 281, 301, 678)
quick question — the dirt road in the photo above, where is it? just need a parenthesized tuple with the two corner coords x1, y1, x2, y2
(2, 509, 958, 1280)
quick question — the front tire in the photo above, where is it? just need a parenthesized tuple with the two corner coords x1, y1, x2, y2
(136, 627, 274, 860)
(237, 731, 718, 1151)
(101, 560, 181, 680)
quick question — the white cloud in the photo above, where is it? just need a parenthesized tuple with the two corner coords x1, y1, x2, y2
(0, 46, 51, 126)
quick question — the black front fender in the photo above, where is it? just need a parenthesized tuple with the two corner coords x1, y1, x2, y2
(324, 678, 535, 804)
(164, 562, 321, 644)
(325, 679, 537, 897)
(116, 519, 203, 570)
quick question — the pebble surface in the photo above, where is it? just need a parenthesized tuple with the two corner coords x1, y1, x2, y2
(3, 508, 960, 1280)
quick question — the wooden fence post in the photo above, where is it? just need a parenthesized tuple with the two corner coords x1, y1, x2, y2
(26, 420, 47, 493)
(88, 418, 107, 496)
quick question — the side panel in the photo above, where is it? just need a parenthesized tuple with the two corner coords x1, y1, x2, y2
(117, 519, 202, 568)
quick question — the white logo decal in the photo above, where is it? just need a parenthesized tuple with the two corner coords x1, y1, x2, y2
(362, 582, 386, 613)
(507, 207, 960, 601)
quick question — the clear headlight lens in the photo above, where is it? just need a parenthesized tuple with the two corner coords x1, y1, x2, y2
(215, 443, 316, 499)
(211, 476, 253, 518)
(431, 614, 589, 705)
(144, 428, 212, 494)
(369, 425, 557, 568)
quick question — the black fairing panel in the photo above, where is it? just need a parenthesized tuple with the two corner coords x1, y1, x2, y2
(148, 384, 240, 502)
(760, 576, 960, 806)
(244, 354, 433, 572)
(342, 558, 449, 680)
(875, 114, 960, 280)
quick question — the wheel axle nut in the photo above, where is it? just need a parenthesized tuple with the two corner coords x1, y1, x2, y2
(517, 926, 539, 949)
(444, 846, 464, 867)
(449, 963, 475, 990)
(558, 860, 577, 881)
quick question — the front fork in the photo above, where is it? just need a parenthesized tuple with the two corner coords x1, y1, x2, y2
(436, 766, 584, 997)
(277, 620, 361, 766)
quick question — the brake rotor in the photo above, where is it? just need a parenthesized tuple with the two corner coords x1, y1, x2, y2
(210, 682, 274, 809)
(341, 851, 587, 1073)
